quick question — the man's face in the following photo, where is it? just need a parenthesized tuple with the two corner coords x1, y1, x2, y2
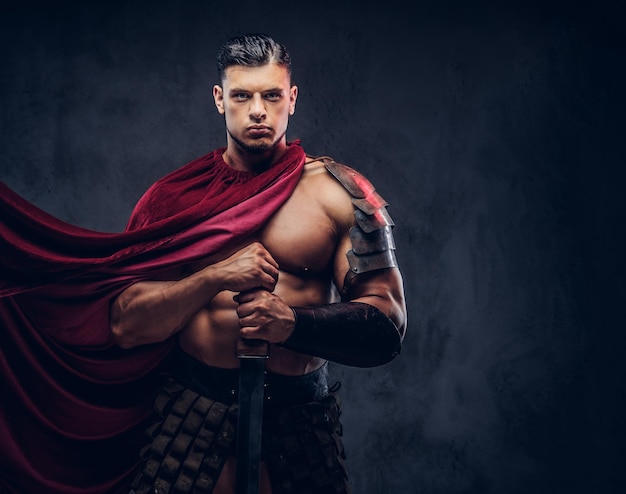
(213, 63, 297, 156)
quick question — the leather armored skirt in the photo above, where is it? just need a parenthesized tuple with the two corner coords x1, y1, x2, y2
(130, 348, 350, 494)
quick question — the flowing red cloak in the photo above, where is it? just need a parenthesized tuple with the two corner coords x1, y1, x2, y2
(0, 143, 305, 493)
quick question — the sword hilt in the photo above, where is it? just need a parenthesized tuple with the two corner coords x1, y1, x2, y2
(236, 338, 269, 359)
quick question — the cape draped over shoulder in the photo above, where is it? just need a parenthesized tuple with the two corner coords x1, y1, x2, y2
(0, 143, 305, 494)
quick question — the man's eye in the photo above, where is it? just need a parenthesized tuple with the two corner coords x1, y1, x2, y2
(265, 93, 281, 101)
(233, 93, 249, 100)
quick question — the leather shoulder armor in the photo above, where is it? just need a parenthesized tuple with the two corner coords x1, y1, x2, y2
(325, 160, 398, 298)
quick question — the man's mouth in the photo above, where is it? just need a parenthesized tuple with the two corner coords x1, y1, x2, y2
(247, 126, 271, 137)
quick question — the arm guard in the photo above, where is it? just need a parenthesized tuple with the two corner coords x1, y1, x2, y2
(277, 302, 402, 368)
(325, 160, 398, 299)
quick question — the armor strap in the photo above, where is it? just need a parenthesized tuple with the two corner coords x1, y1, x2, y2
(324, 160, 398, 298)
(277, 302, 401, 368)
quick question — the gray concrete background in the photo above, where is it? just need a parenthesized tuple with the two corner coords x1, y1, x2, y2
(1, 1, 624, 493)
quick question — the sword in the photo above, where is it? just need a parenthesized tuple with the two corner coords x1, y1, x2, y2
(236, 337, 269, 494)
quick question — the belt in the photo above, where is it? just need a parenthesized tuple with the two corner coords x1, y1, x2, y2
(170, 346, 329, 408)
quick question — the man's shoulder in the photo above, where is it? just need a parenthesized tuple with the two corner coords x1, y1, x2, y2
(302, 155, 378, 199)
(302, 155, 352, 190)
(290, 156, 347, 220)
(302, 155, 358, 178)
(302, 155, 329, 174)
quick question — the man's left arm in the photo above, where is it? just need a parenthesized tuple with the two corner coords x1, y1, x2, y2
(277, 221, 407, 368)
(236, 162, 407, 368)
(235, 263, 406, 368)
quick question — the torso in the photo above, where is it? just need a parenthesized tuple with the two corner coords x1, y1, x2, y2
(178, 157, 350, 375)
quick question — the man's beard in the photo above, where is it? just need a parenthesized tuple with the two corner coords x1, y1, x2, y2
(227, 128, 286, 155)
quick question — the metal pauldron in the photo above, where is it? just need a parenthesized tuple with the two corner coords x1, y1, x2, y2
(325, 160, 398, 297)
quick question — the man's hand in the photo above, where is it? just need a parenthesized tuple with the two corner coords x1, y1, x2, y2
(212, 242, 279, 293)
(234, 288, 295, 343)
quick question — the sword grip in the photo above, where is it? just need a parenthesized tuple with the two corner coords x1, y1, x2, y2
(236, 338, 269, 359)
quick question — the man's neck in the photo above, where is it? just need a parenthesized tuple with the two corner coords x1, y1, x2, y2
(223, 140, 289, 174)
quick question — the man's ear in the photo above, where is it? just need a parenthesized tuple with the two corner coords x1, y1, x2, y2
(213, 85, 225, 114)
(289, 85, 298, 115)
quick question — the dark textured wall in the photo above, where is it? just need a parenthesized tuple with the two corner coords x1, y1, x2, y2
(1, 1, 624, 493)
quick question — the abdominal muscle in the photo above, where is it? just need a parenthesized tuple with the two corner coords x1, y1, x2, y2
(178, 269, 332, 375)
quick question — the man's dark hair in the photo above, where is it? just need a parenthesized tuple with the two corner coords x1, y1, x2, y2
(216, 34, 291, 81)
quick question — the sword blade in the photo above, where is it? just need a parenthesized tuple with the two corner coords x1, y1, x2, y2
(236, 339, 269, 494)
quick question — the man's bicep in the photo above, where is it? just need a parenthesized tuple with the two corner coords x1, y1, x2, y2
(344, 267, 407, 336)
(332, 229, 353, 295)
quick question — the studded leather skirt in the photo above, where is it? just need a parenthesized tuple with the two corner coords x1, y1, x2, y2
(129, 348, 350, 494)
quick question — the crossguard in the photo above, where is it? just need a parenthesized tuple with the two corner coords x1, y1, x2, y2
(236, 338, 270, 359)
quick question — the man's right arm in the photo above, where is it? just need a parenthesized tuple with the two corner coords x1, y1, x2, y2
(110, 242, 279, 349)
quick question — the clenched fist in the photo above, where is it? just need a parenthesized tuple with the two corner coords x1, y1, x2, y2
(211, 242, 279, 293)
(234, 288, 295, 343)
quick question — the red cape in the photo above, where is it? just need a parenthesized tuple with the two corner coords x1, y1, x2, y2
(0, 143, 305, 493)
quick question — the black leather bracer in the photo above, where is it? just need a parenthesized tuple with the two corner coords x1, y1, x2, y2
(278, 302, 402, 368)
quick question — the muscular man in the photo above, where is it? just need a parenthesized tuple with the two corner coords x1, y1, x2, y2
(110, 34, 407, 494)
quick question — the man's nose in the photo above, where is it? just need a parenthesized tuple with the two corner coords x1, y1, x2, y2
(249, 94, 266, 119)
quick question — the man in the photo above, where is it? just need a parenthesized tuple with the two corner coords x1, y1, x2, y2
(106, 34, 406, 493)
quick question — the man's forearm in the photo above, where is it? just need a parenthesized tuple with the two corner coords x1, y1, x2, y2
(110, 242, 280, 348)
(110, 266, 223, 348)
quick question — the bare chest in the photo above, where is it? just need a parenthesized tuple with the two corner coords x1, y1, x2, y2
(256, 187, 337, 276)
